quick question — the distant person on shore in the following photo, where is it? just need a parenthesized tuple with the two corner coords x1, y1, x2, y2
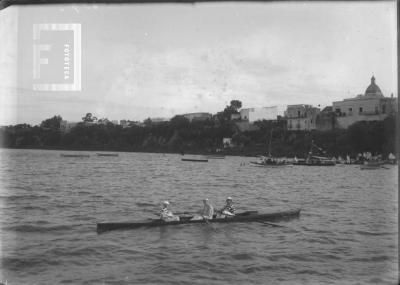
(219, 197, 236, 217)
(191, 199, 214, 220)
(160, 201, 180, 222)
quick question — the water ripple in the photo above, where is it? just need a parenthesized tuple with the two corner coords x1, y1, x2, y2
(0, 149, 397, 285)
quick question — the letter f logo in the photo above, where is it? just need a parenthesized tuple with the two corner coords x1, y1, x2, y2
(33, 25, 51, 80)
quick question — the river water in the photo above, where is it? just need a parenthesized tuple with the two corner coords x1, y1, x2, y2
(0, 149, 398, 284)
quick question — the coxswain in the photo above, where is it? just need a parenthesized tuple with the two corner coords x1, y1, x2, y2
(160, 201, 180, 222)
(220, 197, 235, 217)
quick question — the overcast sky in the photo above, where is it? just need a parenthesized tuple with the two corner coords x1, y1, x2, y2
(0, 1, 397, 125)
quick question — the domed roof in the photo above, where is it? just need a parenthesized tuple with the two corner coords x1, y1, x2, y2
(365, 76, 383, 96)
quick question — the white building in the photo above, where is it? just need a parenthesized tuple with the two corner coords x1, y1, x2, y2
(182, 112, 212, 122)
(333, 76, 397, 129)
(240, 106, 284, 122)
(149, 117, 169, 124)
(285, 105, 320, 131)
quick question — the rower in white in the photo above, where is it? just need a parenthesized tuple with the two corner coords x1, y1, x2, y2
(160, 201, 180, 222)
(191, 199, 214, 220)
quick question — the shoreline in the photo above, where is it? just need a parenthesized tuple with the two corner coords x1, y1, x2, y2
(0, 146, 263, 158)
(2, 146, 396, 161)
(1, 115, 396, 159)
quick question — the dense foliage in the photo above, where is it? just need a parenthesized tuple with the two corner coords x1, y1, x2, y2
(0, 113, 397, 158)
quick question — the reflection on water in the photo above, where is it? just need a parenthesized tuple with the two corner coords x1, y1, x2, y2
(0, 149, 398, 284)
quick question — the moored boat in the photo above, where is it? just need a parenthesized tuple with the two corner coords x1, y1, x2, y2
(293, 141, 335, 166)
(97, 208, 301, 233)
(206, 155, 225, 159)
(292, 157, 307, 165)
(305, 155, 336, 166)
(251, 128, 292, 167)
(181, 158, 208, 162)
(360, 161, 383, 170)
(60, 154, 90, 158)
(96, 153, 119, 157)
(250, 157, 293, 167)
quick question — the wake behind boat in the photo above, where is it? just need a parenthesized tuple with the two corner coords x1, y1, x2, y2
(97, 208, 301, 233)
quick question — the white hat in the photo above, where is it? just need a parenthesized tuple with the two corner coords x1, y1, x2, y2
(226, 197, 232, 201)
(162, 201, 170, 205)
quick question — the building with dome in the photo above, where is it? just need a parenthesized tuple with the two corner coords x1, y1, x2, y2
(332, 76, 397, 129)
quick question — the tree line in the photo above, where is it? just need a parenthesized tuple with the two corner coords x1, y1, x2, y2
(0, 101, 397, 158)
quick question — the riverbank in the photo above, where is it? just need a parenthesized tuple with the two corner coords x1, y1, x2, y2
(0, 145, 268, 158)
(0, 114, 397, 159)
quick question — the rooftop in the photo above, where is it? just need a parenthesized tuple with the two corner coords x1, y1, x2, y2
(365, 76, 383, 97)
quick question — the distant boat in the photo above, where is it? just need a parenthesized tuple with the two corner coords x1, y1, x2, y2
(250, 160, 293, 167)
(293, 157, 307, 165)
(181, 158, 208, 162)
(251, 156, 293, 167)
(336, 156, 346, 164)
(251, 128, 292, 167)
(293, 141, 335, 166)
(293, 156, 336, 166)
(360, 161, 383, 170)
(206, 154, 225, 159)
(60, 154, 90, 158)
(96, 153, 119, 157)
(384, 153, 397, 165)
(304, 155, 336, 166)
(352, 160, 365, 165)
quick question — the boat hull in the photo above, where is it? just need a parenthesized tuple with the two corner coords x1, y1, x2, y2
(206, 155, 225, 159)
(181, 158, 208, 162)
(293, 155, 336, 166)
(360, 164, 382, 170)
(96, 153, 119, 157)
(97, 209, 301, 233)
(250, 161, 293, 167)
(293, 161, 335, 166)
(60, 154, 90, 158)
